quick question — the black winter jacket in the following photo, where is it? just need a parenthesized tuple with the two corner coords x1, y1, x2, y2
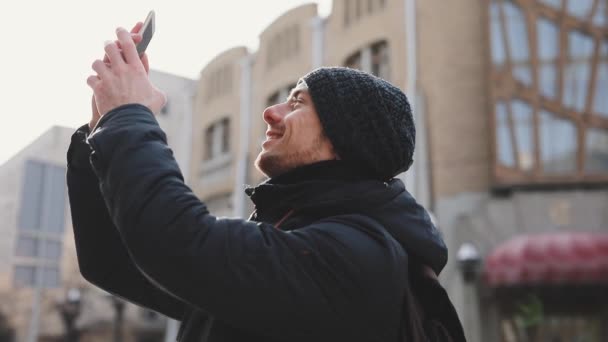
(66, 104, 462, 342)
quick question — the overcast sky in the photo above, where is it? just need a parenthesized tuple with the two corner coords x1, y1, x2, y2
(0, 0, 332, 165)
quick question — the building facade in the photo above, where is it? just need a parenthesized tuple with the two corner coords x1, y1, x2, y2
(189, 0, 608, 341)
(0, 70, 196, 342)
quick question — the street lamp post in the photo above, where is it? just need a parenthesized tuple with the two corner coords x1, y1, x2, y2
(57, 288, 81, 342)
(108, 296, 126, 342)
(456, 243, 482, 342)
(457, 243, 481, 283)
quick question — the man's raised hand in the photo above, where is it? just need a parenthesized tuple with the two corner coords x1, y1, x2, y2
(88, 26, 165, 120)
(89, 22, 152, 130)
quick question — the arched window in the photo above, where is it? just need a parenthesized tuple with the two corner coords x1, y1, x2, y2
(204, 117, 231, 161)
(343, 40, 390, 81)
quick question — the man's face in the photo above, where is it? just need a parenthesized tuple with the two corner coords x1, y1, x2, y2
(255, 85, 337, 178)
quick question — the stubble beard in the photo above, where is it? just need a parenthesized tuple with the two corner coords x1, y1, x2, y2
(255, 134, 327, 179)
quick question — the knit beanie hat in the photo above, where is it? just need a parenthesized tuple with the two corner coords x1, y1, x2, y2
(300, 67, 415, 180)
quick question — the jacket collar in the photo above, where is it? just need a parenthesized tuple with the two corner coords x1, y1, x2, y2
(245, 160, 400, 224)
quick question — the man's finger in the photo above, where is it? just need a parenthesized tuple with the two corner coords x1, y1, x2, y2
(116, 27, 140, 65)
(115, 34, 143, 49)
(130, 22, 143, 34)
(141, 53, 150, 74)
(86, 75, 101, 89)
(92, 59, 111, 78)
(103, 33, 141, 64)
(104, 41, 124, 65)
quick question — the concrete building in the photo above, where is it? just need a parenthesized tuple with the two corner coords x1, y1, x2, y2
(191, 0, 608, 341)
(0, 125, 80, 342)
(0, 69, 196, 342)
(150, 70, 198, 179)
(190, 47, 249, 217)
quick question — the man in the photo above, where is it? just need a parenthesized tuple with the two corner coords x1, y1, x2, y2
(67, 25, 465, 342)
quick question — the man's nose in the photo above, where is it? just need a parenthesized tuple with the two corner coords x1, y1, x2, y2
(263, 103, 289, 125)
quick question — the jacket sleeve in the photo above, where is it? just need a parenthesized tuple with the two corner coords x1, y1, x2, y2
(86, 104, 389, 340)
(67, 123, 187, 321)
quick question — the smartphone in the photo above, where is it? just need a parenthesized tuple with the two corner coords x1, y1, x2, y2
(136, 10, 155, 56)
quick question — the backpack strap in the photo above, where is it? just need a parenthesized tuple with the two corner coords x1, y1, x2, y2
(408, 261, 467, 342)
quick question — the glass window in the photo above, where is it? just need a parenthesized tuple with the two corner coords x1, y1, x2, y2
(344, 0, 351, 26)
(355, 0, 362, 19)
(204, 126, 213, 161)
(42, 266, 60, 288)
(593, 41, 608, 117)
(488, 0, 608, 184)
(13, 265, 36, 287)
(496, 102, 516, 167)
(537, 17, 559, 99)
(512, 100, 535, 170)
(18, 160, 44, 231)
(585, 127, 608, 173)
(43, 240, 62, 261)
(563, 30, 594, 111)
(504, 2, 533, 86)
(18, 161, 66, 234)
(371, 41, 390, 80)
(490, 2, 507, 67)
(15, 236, 38, 258)
(567, 0, 594, 19)
(345, 51, 362, 70)
(221, 118, 230, 154)
(45, 164, 67, 234)
(540, 110, 577, 173)
(593, 0, 607, 27)
(538, 0, 561, 9)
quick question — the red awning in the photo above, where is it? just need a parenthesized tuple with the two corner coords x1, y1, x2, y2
(484, 232, 608, 287)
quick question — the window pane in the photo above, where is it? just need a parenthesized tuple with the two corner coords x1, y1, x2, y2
(221, 118, 230, 154)
(344, 0, 350, 26)
(345, 51, 362, 70)
(371, 41, 390, 80)
(15, 236, 38, 257)
(43, 240, 62, 261)
(537, 17, 559, 99)
(567, 0, 594, 19)
(205, 126, 213, 160)
(496, 102, 515, 167)
(585, 127, 608, 173)
(593, 0, 607, 27)
(19, 160, 44, 231)
(13, 265, 36, 287)
(563, 31, 593, 111)
(538, 0, 561, 9)
(540, 110, 577, 173)
(513, 65, 533, 86)
(355, 0, 362, 19)
(504, 2, 532, 85)
(593, 41, 608, 117)
(44, 164, 66, 234)
(512, 100, 535, 170)
(490, 2, 507, 67)
(42, 266, 60, 288)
